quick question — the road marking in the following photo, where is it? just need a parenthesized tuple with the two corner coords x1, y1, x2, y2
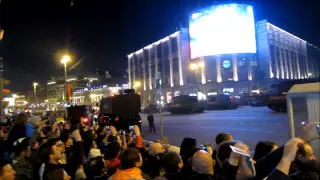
(276, 124, 283, 126)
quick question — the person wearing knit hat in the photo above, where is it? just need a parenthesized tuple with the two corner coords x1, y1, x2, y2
(88, 148, 102, 161)
(26, 116, 41, 138)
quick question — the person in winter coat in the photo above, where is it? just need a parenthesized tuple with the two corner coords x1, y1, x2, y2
(267, 138, 319, 180)
(7, 114, 28, 153)
(11, 137, 33, 180)
(160, 151, 184, 180)
(109, 147, 144, 180)
(104, 142, 121, 176)
(187, 150, 215, 180)
(147, 110, 156, 132)
(26, 116, 41, 138)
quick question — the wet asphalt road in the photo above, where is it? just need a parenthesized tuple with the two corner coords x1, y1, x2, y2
(140, 106, 289, 148)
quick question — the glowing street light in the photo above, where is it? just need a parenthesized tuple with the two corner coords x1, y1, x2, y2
(61, 55, 71, 64)
(33, 82, 38, 103)
(134, 81, 141, 88)
(61, 55, 71, 103)
(190, 63, 198, 70)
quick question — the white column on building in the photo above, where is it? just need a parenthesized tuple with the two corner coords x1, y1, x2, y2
(128, 56, 132, 88)
(279, 47, 285, 79)
(274, 45, 280, 78)
(288, 44, 294, 79)
(168, 38, 174, 87)
(305, 55, 309, 79)
(142, 52, 147, 91)
(177, 32, 183, 86)
(148, 49, 152, 90)
(296, 52, 301, 79)
(216, 55, 222, 82)
(201, 57, 206, 84)
(132, 55, 136, 85)
(232, 54, 238, 81)
(248, 56, 253, 81)
(155, 45, 159, 74)
(283, 48, 289, 79)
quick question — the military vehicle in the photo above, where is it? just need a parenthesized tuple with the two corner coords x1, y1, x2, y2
(206, 94, 239, 110)
(99, 89, 142, 130)
(167, 95, 206, 114)
(266, 78, 319, 112)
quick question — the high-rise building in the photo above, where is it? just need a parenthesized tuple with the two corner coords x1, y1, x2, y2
(256, 20, 319, 80)
(128, 4, 320, 105)
(128, 28, 191, 103)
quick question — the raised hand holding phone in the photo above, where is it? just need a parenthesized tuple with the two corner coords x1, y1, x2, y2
(300, 122, 320, 142)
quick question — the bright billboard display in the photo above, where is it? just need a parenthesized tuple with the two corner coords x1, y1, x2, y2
(189, 4, 256, 58)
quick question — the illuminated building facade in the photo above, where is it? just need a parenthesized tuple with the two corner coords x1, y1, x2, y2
(256, 20, 320, 80)
(128, 4, 320, 104)
(72, 84, 129, 105)
(128, 28, 190, 104)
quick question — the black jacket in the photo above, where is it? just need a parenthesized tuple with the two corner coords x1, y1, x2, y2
(164, 172, 183, 180)
(12, 158, 34, 180)
(187, 173, 215, 180)
(65, 141, 84, 178)
(267, 159, 320, 180)
(28, 149, 42, 180)
(43, 163, 65, 180)
(254, 146, 284, 179)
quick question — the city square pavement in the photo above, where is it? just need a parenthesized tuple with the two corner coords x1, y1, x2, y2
(140, 106, 290, 149)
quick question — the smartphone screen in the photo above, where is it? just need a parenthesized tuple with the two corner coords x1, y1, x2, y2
(129, 126, 134, 130)
(230, 145, 250, 156)
(317, 124, 320, 135)
(245, 156, 256, 175)
(200, 145, 207, 151)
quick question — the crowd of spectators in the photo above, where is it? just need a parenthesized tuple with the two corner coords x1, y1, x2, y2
(0, 112, 319, 180)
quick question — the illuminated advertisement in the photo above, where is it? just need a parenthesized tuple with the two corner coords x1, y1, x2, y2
(189, 4, 256, 58)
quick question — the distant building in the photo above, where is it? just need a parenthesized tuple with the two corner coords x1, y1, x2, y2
(72, 83, 129, 106)
(14, 92, 28, 107)
(128, 4, 320, 105)
(256, 20, 320, 80)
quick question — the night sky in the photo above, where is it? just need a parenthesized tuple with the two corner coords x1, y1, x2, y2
(0, 0, 319, 91)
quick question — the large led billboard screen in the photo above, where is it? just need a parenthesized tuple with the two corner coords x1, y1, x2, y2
(189, 4, 256, 58)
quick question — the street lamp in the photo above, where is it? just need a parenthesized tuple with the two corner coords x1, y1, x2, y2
(61, 55, 71, 103)
(134, 81, 141, 88)
(33, 82, 38, 103)
(190, 63, 198, 70)
(189, 62, 206, 84)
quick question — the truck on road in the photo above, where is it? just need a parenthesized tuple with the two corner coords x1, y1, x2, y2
(266, 78, 319, 112)
(99, 89, 142, 130)
(167, 95, 206, 114)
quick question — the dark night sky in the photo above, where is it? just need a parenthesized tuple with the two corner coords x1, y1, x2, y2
(0, 0, 319, 92)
